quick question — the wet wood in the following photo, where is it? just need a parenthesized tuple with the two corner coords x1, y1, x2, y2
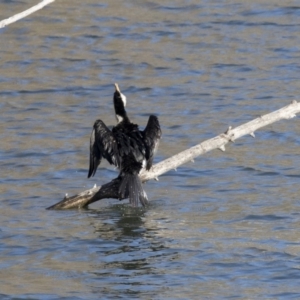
(47, 100, 300, 210)
(47, 179, 122, 210)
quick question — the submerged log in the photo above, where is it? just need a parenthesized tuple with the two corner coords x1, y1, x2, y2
(47, 100, 300, 210)
(47, 180, 121, 210)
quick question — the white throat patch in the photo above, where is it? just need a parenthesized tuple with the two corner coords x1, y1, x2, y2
(116, 114, 123, 123)
(121, 93, 127, 107)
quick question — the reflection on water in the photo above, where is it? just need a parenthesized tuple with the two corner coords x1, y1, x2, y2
(1, 0, 300, 298)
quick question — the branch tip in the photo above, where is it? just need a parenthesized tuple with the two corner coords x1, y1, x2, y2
(250, 132, 255, 138)
(224, 126, 232, 134)
(218, 145, 226, 152)
(224, 126, 235, 142)
(0, 0, 56, 29)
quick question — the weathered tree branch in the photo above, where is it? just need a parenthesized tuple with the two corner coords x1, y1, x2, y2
(0, 0, 55, 29)
(47, 100, 300, 210)
(47, 179, 122, 210)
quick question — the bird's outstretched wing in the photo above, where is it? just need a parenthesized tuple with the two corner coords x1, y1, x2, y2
(143, 115, 162, 170)
(88, 120, 119, 178)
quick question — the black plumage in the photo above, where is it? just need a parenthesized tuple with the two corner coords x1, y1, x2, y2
(88, 83, 161, 207)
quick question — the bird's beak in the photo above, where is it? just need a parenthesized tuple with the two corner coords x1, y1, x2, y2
(114, 83, 120, 93)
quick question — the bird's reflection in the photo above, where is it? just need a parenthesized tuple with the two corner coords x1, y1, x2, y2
(88, 204, 146, 236)
(85, 204, 178, 296)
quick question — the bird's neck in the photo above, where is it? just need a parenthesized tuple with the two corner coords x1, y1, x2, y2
(114, 97, 127, 123)
(116, 111, 130, 124)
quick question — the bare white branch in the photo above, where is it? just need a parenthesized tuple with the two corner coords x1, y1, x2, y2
(47, 100, 300, 210)
(139, 100, 300, 182)
(0, 0, 55, 29)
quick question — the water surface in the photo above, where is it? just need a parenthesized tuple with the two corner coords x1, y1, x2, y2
(1, 0, 300, 299)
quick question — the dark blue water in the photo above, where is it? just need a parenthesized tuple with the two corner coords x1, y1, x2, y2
(1, 1, 300, 299)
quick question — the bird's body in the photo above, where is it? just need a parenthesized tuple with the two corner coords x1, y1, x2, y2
(88, 84, 161, 207)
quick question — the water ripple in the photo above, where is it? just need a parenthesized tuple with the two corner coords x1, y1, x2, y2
(1, 0, 300, 299)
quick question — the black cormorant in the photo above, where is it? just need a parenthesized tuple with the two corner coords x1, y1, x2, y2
(88, 83, 161, 207)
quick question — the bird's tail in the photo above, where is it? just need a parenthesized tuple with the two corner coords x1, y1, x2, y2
(119, 173, 148, 207)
